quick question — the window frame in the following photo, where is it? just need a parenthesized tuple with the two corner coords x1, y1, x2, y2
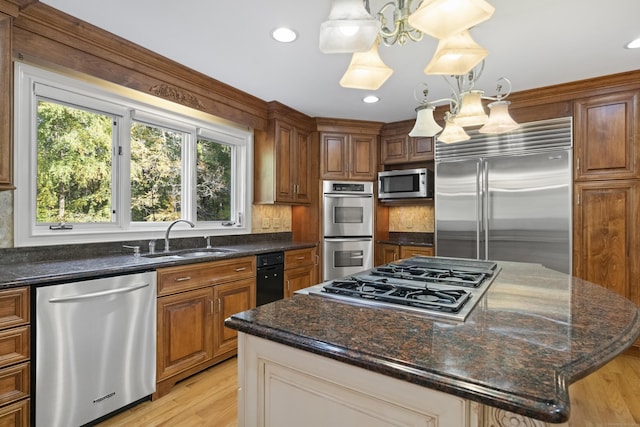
(14, 62, 253, 247)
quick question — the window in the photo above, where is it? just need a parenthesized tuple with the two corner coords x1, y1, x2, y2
(14, 63, 253, 246)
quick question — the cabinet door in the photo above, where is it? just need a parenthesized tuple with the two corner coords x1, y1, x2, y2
(409, 137, 434, 162)
(213, 278, 256, 357)
(377, 243, 399, 265)
(575, 91, 639, 180)
(0, 399, 29, 427)
(275, 120, 295, 203)
(285, 265, 316, 298)
(321, 133, 349, 179)
(380, 134, 409, 165)
(574, 180, 640, 307)
(349, 134, 377, 180)
(293, 127, 311, 204)
(400, 245, 434, 259)
(157, 288, 213, 380)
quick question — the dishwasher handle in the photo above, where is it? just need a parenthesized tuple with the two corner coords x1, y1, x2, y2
(48, 282, 151, 303)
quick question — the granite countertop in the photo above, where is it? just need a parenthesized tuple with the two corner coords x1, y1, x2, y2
(225, 260, 640, 423)
(0, 240, 316, 288)
(377, 231, 434, 247)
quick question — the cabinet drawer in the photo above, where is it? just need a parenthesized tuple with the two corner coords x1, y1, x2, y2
(0, 397, 29, 426)
(285, 248, 316, 270)
(158, 257, 256, 296)
(0, 362, 29, 406)
(0, 288, 29, 329)
(0, 326, 29, 369)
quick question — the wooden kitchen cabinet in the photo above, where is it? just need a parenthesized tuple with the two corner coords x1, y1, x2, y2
(380, 134, 434, 165)
(376, 243, 434, 266)
(155, 256, 256, 398)
(573, 180, 640, 309)
(212, 277, 255, 357)
(574, 91, 640, 181)
(156, 287, 213, 382)
(320, 132, 377, 181)
(400, 245, 434, 259)
(377, 243, 400, 265)
(0, 287, 30, 427)
(254, 102, 314, 204)
(284, 247, 318, 297)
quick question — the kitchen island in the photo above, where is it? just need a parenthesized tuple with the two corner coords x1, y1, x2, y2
(225, 259, 640, 426)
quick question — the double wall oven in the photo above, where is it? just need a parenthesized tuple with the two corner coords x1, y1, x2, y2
(322, 181, 374, 281)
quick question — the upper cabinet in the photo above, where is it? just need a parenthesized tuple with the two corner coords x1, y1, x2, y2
(574, 91, 640, 181)
(0, 13, 14, 191)
(380, 120, 434, 165)
(254, 102, 314, 204)
(317, 118, 382, 181)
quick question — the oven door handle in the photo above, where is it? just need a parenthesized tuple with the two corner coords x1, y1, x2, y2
(324, 194, 373, 199)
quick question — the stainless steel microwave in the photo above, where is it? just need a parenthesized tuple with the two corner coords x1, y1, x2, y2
(378, 168, 434, 199)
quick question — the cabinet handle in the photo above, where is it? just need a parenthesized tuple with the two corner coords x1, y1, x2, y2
(235, 267, 247, 272)
(217, 298, 222, 313)
(286, 280, 290, 291)
(296, 256, 305, 260)
(315, 254, 319, 266)
(576, 157, 580, 171)
(210, 299, 214, 315)
(175, 276, 191, 282)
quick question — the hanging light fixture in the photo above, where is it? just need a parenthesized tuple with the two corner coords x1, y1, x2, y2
(423, 30, 488, 75)
(340, 39, 394, 90)
(409, 63, 519, 141)
(409, 105, 442, 137)
(407, 0, 495, 39)
(454, 90, 488, 127)
(319, 0, 381, 53)
(479, 100, 520, 134)
(438, 113, 470, 143)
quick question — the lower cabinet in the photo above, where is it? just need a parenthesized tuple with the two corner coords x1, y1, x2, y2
(284, 247, 318, 297)
(155, 257, 256, 398)
(0, 288, 30, 427)
(376, 243, 434, 265)
(237, 333, 556, 427)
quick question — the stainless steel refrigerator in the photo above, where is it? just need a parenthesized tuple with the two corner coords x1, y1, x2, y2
(435, 117, 573, 274)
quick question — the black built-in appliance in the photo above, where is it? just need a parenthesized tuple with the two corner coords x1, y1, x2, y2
(256, 252, 284, 306)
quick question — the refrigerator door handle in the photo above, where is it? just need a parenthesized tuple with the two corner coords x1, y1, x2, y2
(483, 160, 490, 260)
(476, 161, 482, 259)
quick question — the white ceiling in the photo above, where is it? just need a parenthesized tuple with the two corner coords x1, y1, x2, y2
(40, 0, 640, 123)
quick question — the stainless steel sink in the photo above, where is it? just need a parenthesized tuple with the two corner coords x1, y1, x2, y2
(143, 247, 237, 259)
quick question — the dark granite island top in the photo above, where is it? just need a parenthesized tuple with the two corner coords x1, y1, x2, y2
(225, 260, 640, 424)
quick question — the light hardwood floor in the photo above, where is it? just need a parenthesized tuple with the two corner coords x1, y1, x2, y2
(97, 354, 640, 427)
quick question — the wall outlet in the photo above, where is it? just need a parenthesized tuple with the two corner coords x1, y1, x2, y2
(261, 218, 271, 229)
(272, 217, 281, 229)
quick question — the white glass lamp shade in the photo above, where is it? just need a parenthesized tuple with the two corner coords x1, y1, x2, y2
(423, 30, 488, 75)
(409, 105, 443, 137)
(478, 101, 520, 134)
(408, 0, 495, 39)
(319, 0, 381, 53)
(438, 113, 470, 143)
(339, 41, 393, 90)
(454, 90, 488, 127)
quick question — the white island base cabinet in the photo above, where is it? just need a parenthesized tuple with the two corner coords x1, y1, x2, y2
(237, 333, 566, 427)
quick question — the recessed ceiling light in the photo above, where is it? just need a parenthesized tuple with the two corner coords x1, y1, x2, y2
(625, 37, 640, 49)
(272, 27, 297, 43)
(362, 95, 379, 104)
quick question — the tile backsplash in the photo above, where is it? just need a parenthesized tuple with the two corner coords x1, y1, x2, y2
(251, 204, 292, 233)
(388, 205, 434, 233)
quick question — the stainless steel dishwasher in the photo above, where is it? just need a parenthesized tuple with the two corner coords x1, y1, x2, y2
(35, 271, 156, 427)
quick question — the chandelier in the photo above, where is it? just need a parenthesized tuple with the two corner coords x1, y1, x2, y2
(319, 0, 519, 141)
(409, 61, 520, 143)
(319, 0, 495, 89)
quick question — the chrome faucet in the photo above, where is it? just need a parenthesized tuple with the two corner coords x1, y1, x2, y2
(164, 219, 195, 252)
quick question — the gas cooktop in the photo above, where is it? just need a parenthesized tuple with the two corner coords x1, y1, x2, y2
(308, 256, 500, 321)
